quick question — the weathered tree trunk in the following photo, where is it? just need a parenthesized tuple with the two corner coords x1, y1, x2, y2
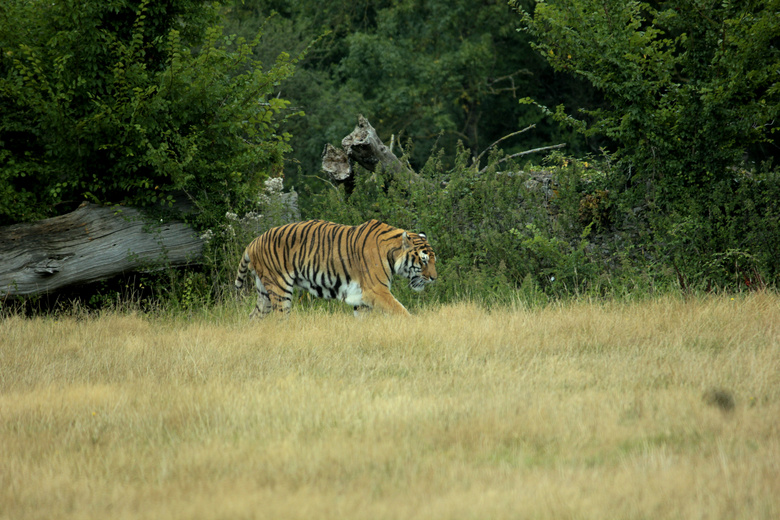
(0, 202, 203, 297)
(321, 114, 414, 185)
(321, 115, 565, 186)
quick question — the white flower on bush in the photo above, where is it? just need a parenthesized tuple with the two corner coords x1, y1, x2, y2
(199, 229, 214, 242)
(225, 211, 239, 221)
(240, 211, 263, 224)
(264, 177, 284, 194)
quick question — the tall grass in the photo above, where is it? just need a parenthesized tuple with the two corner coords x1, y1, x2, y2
(2, 293, 779, 519)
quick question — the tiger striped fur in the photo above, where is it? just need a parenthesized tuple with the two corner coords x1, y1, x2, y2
(234, 219, 437, 317)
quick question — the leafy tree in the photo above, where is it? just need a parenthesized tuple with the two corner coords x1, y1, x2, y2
(517, 0, 780, 290)
(338, 1, 531, 157)
(517, 0, 780, 201)
(0, 0, 299, 226)
(221, 0, 602, 186)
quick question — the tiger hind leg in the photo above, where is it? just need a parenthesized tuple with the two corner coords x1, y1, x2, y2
(250, 273, 273, 319)
(259, 277, 294, 317)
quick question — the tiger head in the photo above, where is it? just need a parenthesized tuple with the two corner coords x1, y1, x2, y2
(398, 231, 437, 291)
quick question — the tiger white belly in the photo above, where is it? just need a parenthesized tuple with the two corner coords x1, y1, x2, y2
(338, 281, 363, 306)
(294, 277, 363, 306)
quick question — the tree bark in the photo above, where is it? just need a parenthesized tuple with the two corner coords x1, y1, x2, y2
(0, 202, 203, 297)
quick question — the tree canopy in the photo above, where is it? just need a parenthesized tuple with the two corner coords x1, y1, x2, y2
(518, 0, 780, 202)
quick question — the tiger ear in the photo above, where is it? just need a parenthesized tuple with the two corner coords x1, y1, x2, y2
(402, 231, 412, 249)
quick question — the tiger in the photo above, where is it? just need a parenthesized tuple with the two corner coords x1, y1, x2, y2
(234, 219, 437, 317)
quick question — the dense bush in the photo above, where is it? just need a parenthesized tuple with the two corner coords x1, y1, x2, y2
(305, 145, 780, 305)
(307, 147, 596, 305)
(0, 0, 299, 226)
(647, 166, 780, 291)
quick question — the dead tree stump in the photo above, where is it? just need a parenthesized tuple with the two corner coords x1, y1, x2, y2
(321, 115, 415, 188)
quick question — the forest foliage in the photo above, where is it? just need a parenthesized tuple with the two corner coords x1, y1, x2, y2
(220, 0, 602, 182)
(1, 0, 779, 309)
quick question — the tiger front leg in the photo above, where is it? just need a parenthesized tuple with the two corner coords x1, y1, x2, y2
(361, 286, 411, 316)
(353, 304, 372, 318)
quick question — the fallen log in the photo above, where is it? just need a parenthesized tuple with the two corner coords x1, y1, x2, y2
(0, 202, 203, 297)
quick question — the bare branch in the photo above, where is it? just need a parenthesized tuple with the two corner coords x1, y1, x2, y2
(479, 143, 567, 174)
(472, 124, 537, 168)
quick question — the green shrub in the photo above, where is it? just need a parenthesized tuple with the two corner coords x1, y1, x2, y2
(0, 0, 300, 227)
(306, 141, 780, 304)
(305, 145, 613, 304)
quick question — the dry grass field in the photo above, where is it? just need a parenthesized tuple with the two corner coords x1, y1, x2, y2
(1, 293, 779, 519)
